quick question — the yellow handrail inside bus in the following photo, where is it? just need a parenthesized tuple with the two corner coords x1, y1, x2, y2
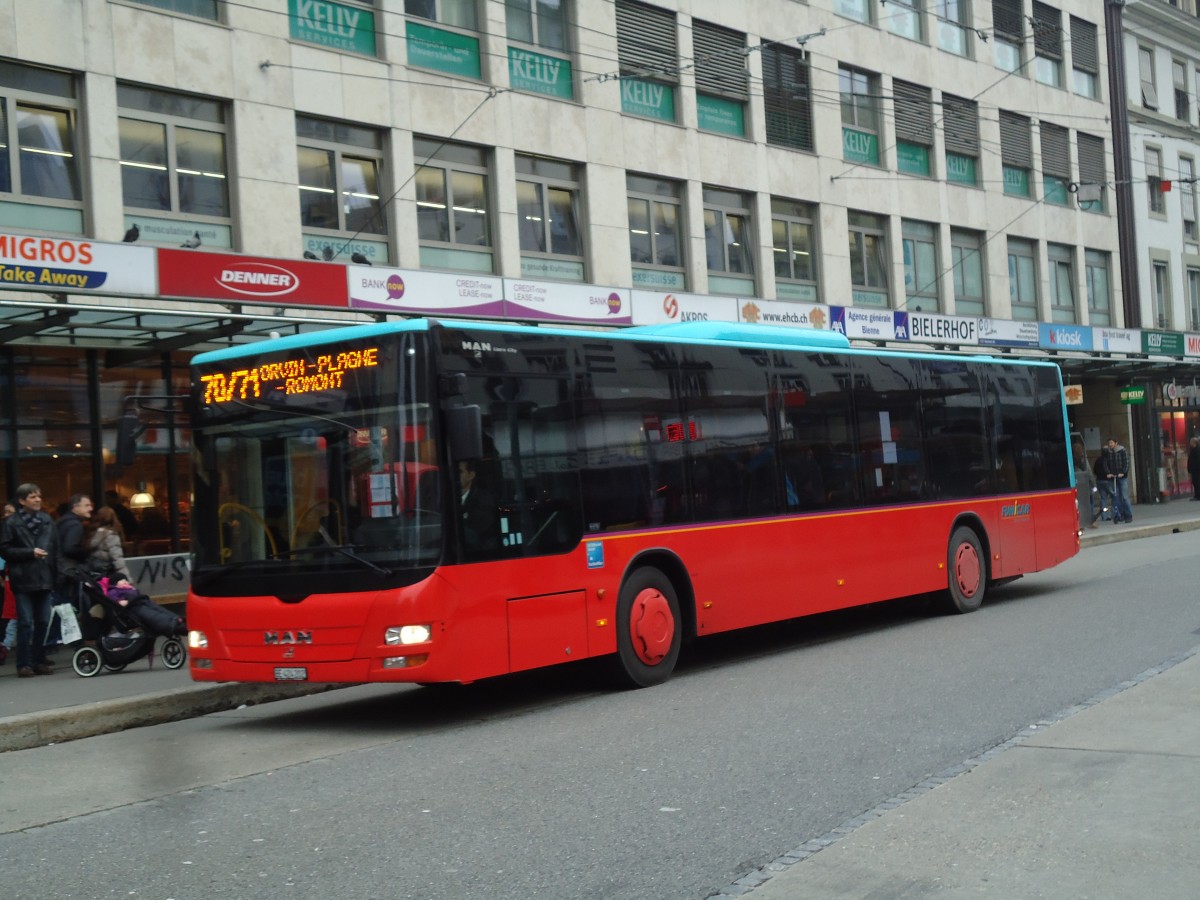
(219, 502, 279, 562)
(290, 499, 343, 550)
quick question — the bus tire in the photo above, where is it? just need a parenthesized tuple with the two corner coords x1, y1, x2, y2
(942, 525, 986, 614)
(612, 566, 681, 688)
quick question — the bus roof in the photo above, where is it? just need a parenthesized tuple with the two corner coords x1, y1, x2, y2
(191, 316, 1061, 373)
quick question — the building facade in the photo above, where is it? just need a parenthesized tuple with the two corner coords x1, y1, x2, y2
(2, 0, 1193, 551)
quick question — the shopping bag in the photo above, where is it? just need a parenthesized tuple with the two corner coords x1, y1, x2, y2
(52, 602, 83, 644)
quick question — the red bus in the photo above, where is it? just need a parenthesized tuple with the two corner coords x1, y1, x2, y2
(185, 318, 1078, 687)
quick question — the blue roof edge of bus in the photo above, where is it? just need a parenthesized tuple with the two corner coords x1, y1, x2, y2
(627, 321, 851, 350)
(191, 318, 433, 364)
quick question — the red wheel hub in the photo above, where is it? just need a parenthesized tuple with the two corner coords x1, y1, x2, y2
(954, 542, 981, 598)
(629, 587, 675, 666)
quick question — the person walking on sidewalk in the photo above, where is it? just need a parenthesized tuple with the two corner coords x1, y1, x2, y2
(1188, 437, 1200, 501)
(1104, 437, 1134, 524)
(0, 484, 61, 677)
(1074, 442, 1097, 531)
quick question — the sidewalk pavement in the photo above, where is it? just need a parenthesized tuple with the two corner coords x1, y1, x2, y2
(3, 501, 1200, 895)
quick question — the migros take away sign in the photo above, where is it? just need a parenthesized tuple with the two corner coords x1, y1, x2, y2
(0, 231, 155, 295)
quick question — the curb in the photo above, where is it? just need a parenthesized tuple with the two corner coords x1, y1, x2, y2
(0, 682, 343, 753)
(1081, 516, 1200, 547)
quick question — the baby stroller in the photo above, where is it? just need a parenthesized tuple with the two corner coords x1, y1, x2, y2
(71, 574, 187, 677)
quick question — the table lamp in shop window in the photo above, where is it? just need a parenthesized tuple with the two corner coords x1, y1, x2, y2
(129, 483, 155, 509)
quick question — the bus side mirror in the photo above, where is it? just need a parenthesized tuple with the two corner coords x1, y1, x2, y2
(116, 411, 143, 467)
(446, 405, 482, 461)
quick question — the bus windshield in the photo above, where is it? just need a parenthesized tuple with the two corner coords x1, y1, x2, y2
(190, 331, 442, 594)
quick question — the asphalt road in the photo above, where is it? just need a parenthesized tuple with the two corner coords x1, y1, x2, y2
(2, 535, 1198, 899)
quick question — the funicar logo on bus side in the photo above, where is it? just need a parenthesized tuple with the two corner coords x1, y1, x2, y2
(1001, 502, 1031, 519)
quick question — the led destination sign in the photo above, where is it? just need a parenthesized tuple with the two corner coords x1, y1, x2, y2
(200, 347, 379, 405)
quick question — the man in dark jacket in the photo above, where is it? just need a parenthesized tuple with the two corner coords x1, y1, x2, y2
(56, 493, 93, 575)
(0, 483, 61, 677)
(1103, 437, 1133, 524)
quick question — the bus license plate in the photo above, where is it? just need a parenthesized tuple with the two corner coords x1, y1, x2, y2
(274, 667, 308, 681)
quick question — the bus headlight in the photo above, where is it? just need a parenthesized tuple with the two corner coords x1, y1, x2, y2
(385, 624, 432, 645)
(188, 630, 208, 649)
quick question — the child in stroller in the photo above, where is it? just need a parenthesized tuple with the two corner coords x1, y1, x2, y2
(71, 574, 188, 676)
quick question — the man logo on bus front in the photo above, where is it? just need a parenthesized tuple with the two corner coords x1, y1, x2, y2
(264, 630, 313, 645)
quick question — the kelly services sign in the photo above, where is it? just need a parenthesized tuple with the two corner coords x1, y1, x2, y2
(0, 232, 155, 295)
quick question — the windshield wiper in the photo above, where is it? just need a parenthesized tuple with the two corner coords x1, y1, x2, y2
(272, 527, 394, 577)
(270, 543, 392, 577)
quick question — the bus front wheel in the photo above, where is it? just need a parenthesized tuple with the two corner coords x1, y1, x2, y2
(942, 525, 986, 614)
(612, 567, 681, 689)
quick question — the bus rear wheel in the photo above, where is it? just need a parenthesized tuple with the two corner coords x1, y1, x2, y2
(941, 525, 986, 614)
(612, 566, 681, 688)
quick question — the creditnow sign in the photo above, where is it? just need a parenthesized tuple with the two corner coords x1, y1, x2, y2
(157, 249, 349, 309)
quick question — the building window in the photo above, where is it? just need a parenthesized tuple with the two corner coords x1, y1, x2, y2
(1139, 47, 1158, 109)
(894, 80, 933, 177)
(1040, 122, 1070, 206)
(1048, 243, 1076, 323)
(406, 0, 476, 29)
(296, 117, 385, 260)
(848, 211, 889, 307)
(1000, 110, 1033, 197)
(516, 154, 584, 281)
(693, 20, 748, 137)
(1153, 260, 1171, 329)
(1070, 16, 1098, 99)
(1076, 132, 1107, 213)
(1032, 2, 1063, 88)
(703, 187, 754, 294)
(628, 175, 685, 290)
(1146, 146, 1166, 216)
(406, 0, 480, 78)
(993, 0, 1023, 73)
(1007, 238, 1038, 320)
(834, 0, 872, 24)
(615, 0, 678, 123)
(950, 228, 985, 316)
(1182, 157, 1198, 246)
(935, 1, 971, 57)
(1085, 250, 1111, 327)
(889, 0, 924, 42)
(118, 84, 229, 224)
(943, 94, 979, 185)
(762, 43, 813, 152)
(0, 61, 81, 233)
(506, 0, 572, 99)
(414, 137, 492, 273)
(506, 0, 567, 51)
(840, 66, 880, 166)
(771, 198, 819, 302)
(1174, 60, 1190, 121)
(902, 220, 940, 312)
(1188, 267, 1200, 331)
(130, 0, 219, 18)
